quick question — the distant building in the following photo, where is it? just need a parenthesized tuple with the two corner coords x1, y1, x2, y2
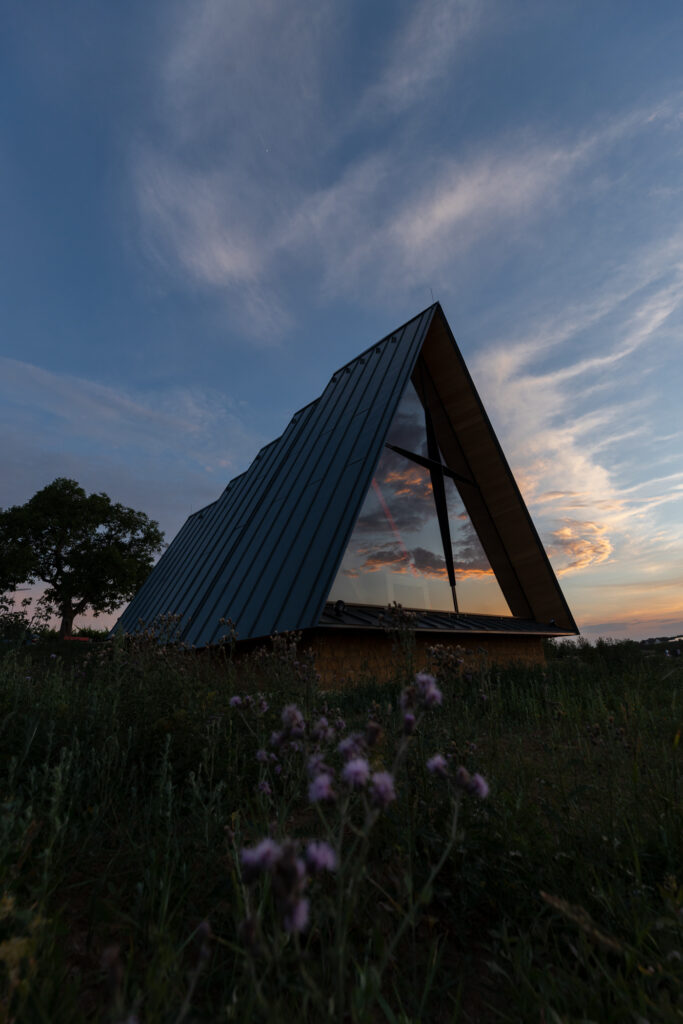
(114, 304, 578, 680)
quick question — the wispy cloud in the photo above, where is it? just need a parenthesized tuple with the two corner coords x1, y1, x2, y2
(469, 235, 683, 607)
(0, 356, 258, 461)
(548, 520, 613, 574)
(0, 357, 264, 530)
(132, 4, 683, 337)
(354, 0, 487, 118)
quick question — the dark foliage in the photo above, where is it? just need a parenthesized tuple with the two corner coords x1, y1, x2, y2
(0, 478, 163, 636)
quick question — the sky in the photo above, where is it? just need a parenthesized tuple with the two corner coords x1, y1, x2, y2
(1, 0, 682, 641)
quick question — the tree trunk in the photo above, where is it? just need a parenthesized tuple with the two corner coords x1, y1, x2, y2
(59, 607, 75, 638)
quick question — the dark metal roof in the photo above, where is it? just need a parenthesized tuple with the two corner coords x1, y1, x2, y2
(114, 306, 436, 645)
(114, 302, 578, 644)
(317, 601, 574, 637)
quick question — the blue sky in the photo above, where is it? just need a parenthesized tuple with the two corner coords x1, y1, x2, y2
(2, 1, 682, 639)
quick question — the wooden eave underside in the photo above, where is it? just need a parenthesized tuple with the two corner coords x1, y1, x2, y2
(414, 310, 578, 633)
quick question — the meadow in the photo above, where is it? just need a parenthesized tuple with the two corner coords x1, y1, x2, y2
(0, 628, 680, 1022)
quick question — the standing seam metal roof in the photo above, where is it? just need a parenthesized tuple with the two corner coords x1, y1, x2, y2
(115, 306, 436, 645)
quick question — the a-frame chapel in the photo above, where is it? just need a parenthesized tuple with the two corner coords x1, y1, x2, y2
(114, 304, 578, 679)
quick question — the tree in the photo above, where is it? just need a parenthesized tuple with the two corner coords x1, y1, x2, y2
(0, 478, 164, 637)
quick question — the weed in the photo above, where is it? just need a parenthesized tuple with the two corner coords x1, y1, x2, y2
(0, 633, 679, 1020)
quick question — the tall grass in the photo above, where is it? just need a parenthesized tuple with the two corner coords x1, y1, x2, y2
(0, 633, 680, 1021)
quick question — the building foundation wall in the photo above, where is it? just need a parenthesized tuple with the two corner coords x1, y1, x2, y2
(305, 631, 545, 687)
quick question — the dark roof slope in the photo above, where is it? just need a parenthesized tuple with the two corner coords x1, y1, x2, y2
(115, 303, 577, 644)
(114, 306, 436, 645)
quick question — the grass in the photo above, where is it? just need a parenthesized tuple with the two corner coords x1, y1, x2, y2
(0, 631, 680, 1022)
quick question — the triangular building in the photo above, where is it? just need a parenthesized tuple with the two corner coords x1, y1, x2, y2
(115, 304, 578, 675)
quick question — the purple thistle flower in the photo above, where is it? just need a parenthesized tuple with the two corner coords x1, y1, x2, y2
(240, 838, 282, 880)
(426, 753, 448, 777)
(257, 780, 272, 796)
(337, 733, 363, 760)
(370, 771, 396, 808)
(283, 897, 309, 934)
(312, 716, 335, 742)
(305, 840, 337, 873)
(255, 748, 269, 763)
(403, 711, 416, 735)
(270, 730, 283, 748)
(229, 695, 242, 707)
(307, 753, 331, 778)
(454, 766, 490, 798)
(399, 686, 415, 712)
(415, 672, 435, 687)
(469, 773, 489, 799)
(281, 704, 305, 737)
(308, 772, 335, 803)
(342, 757, 370, 788)
(415, 673, 442, 708)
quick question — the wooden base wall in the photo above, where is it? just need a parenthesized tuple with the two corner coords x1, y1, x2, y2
(305, 631, 545, 687)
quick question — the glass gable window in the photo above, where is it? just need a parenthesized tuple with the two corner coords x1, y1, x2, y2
(327, 379, 511, 615)
(444, 477, 510, 615)
(328, 445, 455, 611)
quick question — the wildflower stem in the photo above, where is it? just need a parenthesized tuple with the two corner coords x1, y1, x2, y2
(376, 793, 461, 988)
(235, 710, 258, 739)
(391, 711, 425, 776)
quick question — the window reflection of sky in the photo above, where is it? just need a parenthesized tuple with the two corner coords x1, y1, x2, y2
(328, 381, 511, 614)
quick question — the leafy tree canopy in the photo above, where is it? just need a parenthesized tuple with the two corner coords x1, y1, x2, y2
(0, 478, 164, 637)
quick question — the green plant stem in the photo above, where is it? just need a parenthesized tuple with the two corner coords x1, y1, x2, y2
(377, 792, 461, 985)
